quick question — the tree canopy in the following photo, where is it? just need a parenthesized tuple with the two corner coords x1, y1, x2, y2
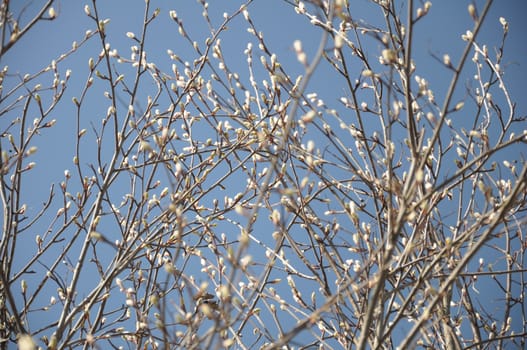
(1, 0, 526, 349)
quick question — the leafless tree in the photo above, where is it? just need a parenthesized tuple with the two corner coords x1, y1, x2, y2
(1, 0, 526, 349)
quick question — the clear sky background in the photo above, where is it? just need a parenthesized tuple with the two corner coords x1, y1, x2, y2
(2, 0, 527, 348)
(4, 0, 526, 190)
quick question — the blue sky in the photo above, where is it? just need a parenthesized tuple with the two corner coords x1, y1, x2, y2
(5, 0, 526, 199)
(2, 0, 527, 348)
